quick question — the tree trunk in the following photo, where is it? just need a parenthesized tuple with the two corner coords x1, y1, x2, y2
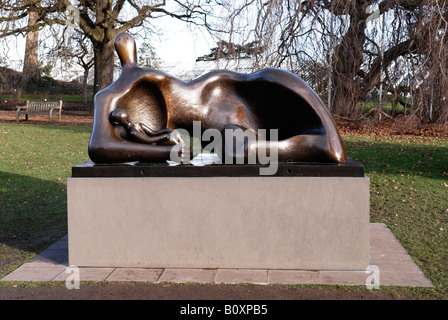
(331, 76, 367, 118)
(89, 38, 115, 116)
(21, 11, 40, 86)
(330, 2, 368, 117)
(93, 39, 115, 94)
(82, 67, 89, 104)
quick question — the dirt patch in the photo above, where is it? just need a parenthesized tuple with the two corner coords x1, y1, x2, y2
(1, 103, 447, 137)
(0, 106, 93, 127)
(337, 118, 448, 138)
(0, 282, 409, 300)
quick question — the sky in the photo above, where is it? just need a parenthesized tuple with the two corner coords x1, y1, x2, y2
(1, 14, 216, 80)
(149, 16, 216, 65)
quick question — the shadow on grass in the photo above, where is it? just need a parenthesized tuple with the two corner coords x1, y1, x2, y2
(0, 171, 67, 275)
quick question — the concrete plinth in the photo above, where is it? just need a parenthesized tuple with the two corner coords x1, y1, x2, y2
(67, 160, 370, 271)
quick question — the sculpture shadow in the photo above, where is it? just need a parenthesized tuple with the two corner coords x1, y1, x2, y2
(0, 171, 68, 270)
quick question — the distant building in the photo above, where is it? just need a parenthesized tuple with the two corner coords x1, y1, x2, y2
(160, 59, 258, 81)
(158, 58, 329, 97)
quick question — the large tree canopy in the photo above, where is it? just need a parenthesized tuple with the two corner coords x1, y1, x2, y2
(218, 0, 448, 123)
(0, 0, 217, 93)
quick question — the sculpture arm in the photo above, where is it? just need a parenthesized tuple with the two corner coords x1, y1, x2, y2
(88, 90, 175, 163)
(139, 123, 173, 137)
(127, 129, 169, 144)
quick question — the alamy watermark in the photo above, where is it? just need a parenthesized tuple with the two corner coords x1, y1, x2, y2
(65, 266, 80, 290)
(169, 121, 279, 175)
(365, 265, 380, 289)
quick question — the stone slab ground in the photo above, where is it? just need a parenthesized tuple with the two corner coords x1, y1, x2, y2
(1, 223, 433, 288)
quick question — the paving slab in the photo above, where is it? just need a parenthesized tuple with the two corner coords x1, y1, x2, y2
(1, 266, 66, 282)
(106, 268, 164, 282)
(158, 269, 218, 284)
(268, 270, 320, 285)
(215, 269, 268, 284)
(21, 250, 68, 268)
(53, 268, 115, 282)
(319, 271, 372, 286)
(0, 223, 433, 287)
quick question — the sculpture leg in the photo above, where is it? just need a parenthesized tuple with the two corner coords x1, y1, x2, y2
(269, 134, 333, 163)
(220, 124, 335, 164)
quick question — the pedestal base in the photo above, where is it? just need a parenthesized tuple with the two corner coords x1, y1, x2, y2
(68, 160, 370, 270)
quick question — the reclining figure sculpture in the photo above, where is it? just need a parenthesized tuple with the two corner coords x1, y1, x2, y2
(88, 33, 347, 165)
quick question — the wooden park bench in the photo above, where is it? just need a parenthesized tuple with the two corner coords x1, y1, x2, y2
(16, 100, 63, 122)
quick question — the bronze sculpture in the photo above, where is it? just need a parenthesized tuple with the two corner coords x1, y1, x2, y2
(88, 33, 347, 165)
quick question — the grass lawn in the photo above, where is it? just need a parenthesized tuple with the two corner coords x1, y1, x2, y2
(0, 124, 91, 278)
(0, 94, 93, 103)
(344, 135, 448, 298)
(0, 123, 447, 299)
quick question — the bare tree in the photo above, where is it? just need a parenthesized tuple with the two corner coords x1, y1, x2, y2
(411, 0, 448, 124)
(218, 0, 448, 123)
(1, 1, 219, 95)
(53, 30, 94, 103)
(138, 41, 162, 69)
(0, 0, 43, 85)
(21, 9, 40, 85)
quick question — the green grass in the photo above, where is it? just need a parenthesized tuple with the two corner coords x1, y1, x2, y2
(360, 94, 414, 115)
(0, 94, 93, 103)
(0, 123, 447, 298)
(0, 124, 91, 277)
(344, 135, 448, 298)
(361, 101, 408, 115)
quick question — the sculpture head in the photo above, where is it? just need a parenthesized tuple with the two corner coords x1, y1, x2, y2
(114, 33, 137, 67)
(109, 108, 131, 127)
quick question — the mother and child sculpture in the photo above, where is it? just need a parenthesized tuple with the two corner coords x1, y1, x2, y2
(88, 33, 347, 166)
